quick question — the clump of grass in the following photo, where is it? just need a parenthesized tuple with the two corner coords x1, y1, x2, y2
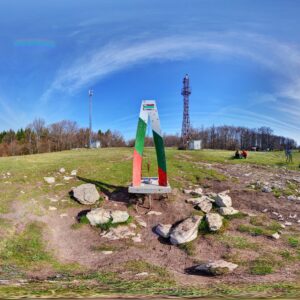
(178, 242, 196, 256)
(267, 221, 283, 232)
(198, 218, 210, 234)
(250, 215, 268, 227)
(124, 260, 170, 278)
(223, 212, 247, 221)
(218, 234, 259, 250)
(279, 250, 295, 261)
(250, 258, 274, 275)
(79, 214, 90, 224)
(237, 224, 274, 237)
(287, 236, 299, 248)
(0, 222, 51, 268)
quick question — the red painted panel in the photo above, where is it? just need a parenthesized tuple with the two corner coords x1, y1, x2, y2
(132, 149, 143, 186)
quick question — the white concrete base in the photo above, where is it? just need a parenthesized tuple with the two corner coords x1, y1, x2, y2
(128, 177, 172, 194)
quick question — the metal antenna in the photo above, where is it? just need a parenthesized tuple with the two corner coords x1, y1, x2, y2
(181, 74, 191, 147)
(88, 89, 94, 148)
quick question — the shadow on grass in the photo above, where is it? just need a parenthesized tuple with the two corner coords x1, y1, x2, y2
(76, 176, 134, 204)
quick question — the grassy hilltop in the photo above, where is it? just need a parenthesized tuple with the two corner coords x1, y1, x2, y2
(0, 148, 300, 298)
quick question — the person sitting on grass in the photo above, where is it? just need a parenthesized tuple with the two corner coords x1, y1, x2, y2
(241, 149, 248, 159)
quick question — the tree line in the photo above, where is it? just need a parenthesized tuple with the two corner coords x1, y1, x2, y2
(0, 119, 297, 157)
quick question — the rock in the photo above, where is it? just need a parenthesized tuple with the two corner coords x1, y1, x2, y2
(135, 217, 147, 228)
(101, 226, 135, 240)
(135, 272, 148, 277)
(155, 224, 172, 238)
(132, 234, 142, 243)
(44, 177, 55, 184)
(87, 208, 111, 226)
(186, 197, 203, 205)
(59, 168, 66, 173)
(146, 211, 162, 216)
(102, 251, 113, 255)
(271, 232, 280, 240)
(170, 215, 202, 245)
(48, 206, 57, 211)
(289, 214, 297, 219)
(218, 207, 239, 216)
(87, 208, 129, 226)
(297, 220, 300, 224)
(262, 186, 272, 193)
(194, 260, 238, 276)
(262, 209, 268, 213)
(215, 193, 232, 208)
(71, 170, 77, 176)
(110, 210, 129, 224)
(72, 183, 100, 205)
(60, 213, 68, 218)
(284, 221, 292, 226)
(183, 189, 193, 194)
(192, 187, 203, 195)
(63, 176, 73, 181)
(206, 213, 223, 232)
(287, 195, 297, 201)
(197, 200, 212, 213)
(280, 223, 286, 228)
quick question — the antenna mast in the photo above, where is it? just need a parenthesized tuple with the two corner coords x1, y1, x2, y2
(181, 74, 191, 147)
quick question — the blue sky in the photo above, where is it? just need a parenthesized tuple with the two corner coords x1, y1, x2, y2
(1, 0, 300, 142)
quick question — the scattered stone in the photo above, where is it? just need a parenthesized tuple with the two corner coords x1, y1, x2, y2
(59, 168, 66, 173)
(285, 221, 292, 226)
(287, 195, 297, 201)
(262, 186, 272, 193)
(20, 190, 25, 194)
(60, 213, 68, 218)
(146, 211, 162, 216)
(64, 176, 73, 181)
(280, 224, 286, 229)
(183, 189, 193, 194)
(192, 187, 203, 195)
(215, 193, 232, 208)
(71, 170, 77, 176)
(72, 183, 100, 205)
(297, 220, 300, 224)
(170, 215, 202, 245)
(197, 200, 212, 213)
(155, 224, 172, 238)
(289, 214, 297, 219)
(48, 206, 57, 211)
(271, 232, 280, 240)
(135, 217, 147, 228)
(218, 207, 239, 216)
(186, 197, 203, 205)
(135, 272, 148, 277)
(194, 260, 238, 276)
(206, 213, 223, 232)
(132, 234, 142, 243)
(262, 209, 268, 213)
(101, 226, 135, 240)
(102, 251, 113, 255)
(272, 212, 279, 216)
(44, 177, 55, 184)
(87, 208, 129, 226)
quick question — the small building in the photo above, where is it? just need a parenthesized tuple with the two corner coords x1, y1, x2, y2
(189, 140, 202, 150)
(91, 140, 101, 149)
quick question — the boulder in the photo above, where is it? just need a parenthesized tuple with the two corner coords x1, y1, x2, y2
(170, 215, 202, 245)
(194, 260, 238, 276)
(218, 207, 239, 216)
(197, 200, 212, 213)
(72, 183, 100, 205)
(110, 210, 130, 224)
(155, 224, 172, 238)
(87, 208, 111, 226)
(44, 177, 55, 184)
(215, 193, 232, 207)
(87, 208, 129, 226)
(206, 213, 223, 231)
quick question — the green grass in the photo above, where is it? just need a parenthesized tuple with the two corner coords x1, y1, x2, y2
(97, 215, 133, 230)
(217, 234, 260, 250)
(237, 224, 275, 237)
(287, 236, 300, 248)
(178, 241, 196, 256)
(250, 258, 274, 275)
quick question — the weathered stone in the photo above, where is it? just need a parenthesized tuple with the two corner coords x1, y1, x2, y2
(218, 207, 239, 216)
(192, 187, 203, 195)
(183, 189, 193, 194)
(186, 197, 203, 205)
(48, 206, 57, 211)
(206, 213, 223, 231)
(87, 208, 111, 226)
(132, 233, 142, 243)
(170, 215, 202, 245)
(72, 183, 100, 205)
(59, 168, 66, 173)
(271, 232, 280, 240)
(64, 176, 73, 181)
(194, 260, 238, 276)
(110, 210, 129, 224)
(197, 200, 212, 213)
(262, 186, 272, 193)
(155, 224, 172, 238)
(215, 193, 232, 208)
(146, 211, 162, 216)
(44, 177, 55, 184)
(100, 226, 135, 240)
(71, 170, 77, 176)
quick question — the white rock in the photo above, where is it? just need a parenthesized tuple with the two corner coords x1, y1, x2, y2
(262, 186, 272, 193)
(197, 200, 212, 213)
(285, 221, 292, 226)
(262, 209, 268, 213)
(132, 234, 142, 243)
(102, 251, 113, 255)
(218, 207, 239, 216)
(287, 195, 297, 201)
(192, 187, 203, 195)
(297, 220, 300, 224)
(271, 232, 280, 240)
(87, 208, 111, 226)
(146, 211, 162, 216)
(194, 260, 238, 276)
(110, 210, 129, 224)
(170, 215, 202, 245)
(186, 197, 203, 205)
(60, 213, 68, 218)
(135, 272, 148, 277)
(72, 183, 100, 205)
(44, 177, 55, 184)
(155, 224, 172, 238)
(280, 224, 286, 228)
(183, 189, 193, 194)
(206, 213, 223, 232)
(136, 217, 147, 228)
(71, 170, 77, 176)
(63, 176, 73, 181)
(101, 226, 135, 240)
(215, 194, 232, 207)
(48, 206, 57, 211)
(59, 168, 65, 173)
(20, 191, 25, 194)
